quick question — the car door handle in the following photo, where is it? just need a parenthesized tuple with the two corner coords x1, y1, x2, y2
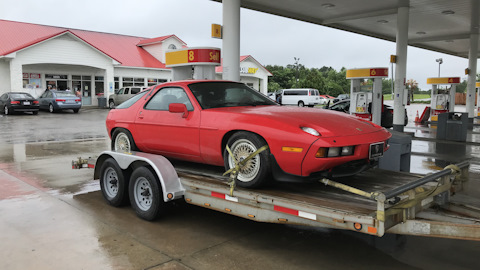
(138, 111, 144, 119)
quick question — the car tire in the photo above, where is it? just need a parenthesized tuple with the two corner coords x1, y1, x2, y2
(111, 128, 138, 152)
(129, 166, 165, 221)
(224, 132, 271, 188)
(298, 101, 305, 107)
(109, 100, 115, 109)
(49, 104, 55, 113)
(99, 158, 129, 207)
(4, 105, 9, 115)
(33, 111, 39, 115)
(73, 109, 79, 113)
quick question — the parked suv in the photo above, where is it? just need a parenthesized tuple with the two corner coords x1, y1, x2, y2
(108, 87, 146, 108)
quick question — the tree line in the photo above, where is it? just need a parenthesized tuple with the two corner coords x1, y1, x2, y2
(266, 64, 480, 96)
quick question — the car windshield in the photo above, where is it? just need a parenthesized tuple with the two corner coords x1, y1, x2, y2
(188, 82, 277, 109)
(10, 93, 33, 99)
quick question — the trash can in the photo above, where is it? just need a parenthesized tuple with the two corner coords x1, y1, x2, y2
(97, 97, 107, 108)
(378, 130, 411, 172)
(437, 112, 467, 142)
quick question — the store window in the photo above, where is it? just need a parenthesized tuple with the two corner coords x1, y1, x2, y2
(147, 78, 167, 86)
(114, 77, 119, 90)
(45, 74, 68, 90)
(134, 78, 145, 86)
(22, 73, 42, 89)
(95, 76, 104, 96)
(122, 77, 145, 87)
(123, 77, 133, 87)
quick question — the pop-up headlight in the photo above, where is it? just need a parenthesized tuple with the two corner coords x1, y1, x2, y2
(301, 126, 320, 136)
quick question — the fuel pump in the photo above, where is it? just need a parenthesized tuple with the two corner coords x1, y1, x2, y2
(165, 47, 221, 80)
(346, 67, 388, 126)
(426, 77, 460, 121)
(476, 82, 480, 116)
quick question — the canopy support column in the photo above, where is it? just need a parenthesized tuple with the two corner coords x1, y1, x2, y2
(222, 0, 241, 82)
(466, 0, 479, 119)
(393, 0, 409, 132)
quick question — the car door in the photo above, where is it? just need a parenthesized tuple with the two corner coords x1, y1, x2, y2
(38, 91, 52, 109)
(133, 86, 201, 160)
(117, 88, 130, 104)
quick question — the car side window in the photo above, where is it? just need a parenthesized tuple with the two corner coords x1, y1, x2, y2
(117, 88, 125, 95)
(145, 87, 193, 111)
(47, 92, 53, 98)
(0, 93, 7, 100)
(131, 88, 140, 94)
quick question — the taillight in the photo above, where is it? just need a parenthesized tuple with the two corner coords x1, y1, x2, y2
(75, 99, 81, 102)
(56, 99, 66, 102)
(10, 101, 20, 104)
(33, 101, 39, 104)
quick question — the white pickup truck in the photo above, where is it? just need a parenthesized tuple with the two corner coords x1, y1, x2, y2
(108, 87, 147, 108)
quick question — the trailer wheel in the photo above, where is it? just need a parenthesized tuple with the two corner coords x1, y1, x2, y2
(224, 132, 271, 188)
(99, 158, 129, 206)
(129, 167, 164, 221)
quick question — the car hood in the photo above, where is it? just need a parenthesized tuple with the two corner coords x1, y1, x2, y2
(207, 105, 385, 137)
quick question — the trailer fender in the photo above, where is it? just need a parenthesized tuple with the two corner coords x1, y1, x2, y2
(94, 151, 185, 202)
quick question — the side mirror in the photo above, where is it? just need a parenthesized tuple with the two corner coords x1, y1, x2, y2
(169, 103, 189, 118)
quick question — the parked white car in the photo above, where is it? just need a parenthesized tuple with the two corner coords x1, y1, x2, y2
(278, 88, 321, 107)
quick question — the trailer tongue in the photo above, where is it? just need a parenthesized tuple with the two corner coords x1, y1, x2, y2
(75, 151, 480, 241)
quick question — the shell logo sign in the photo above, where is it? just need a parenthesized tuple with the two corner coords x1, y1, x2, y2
(426, 77, 460, 85)
(166, 47, 221, 67)
(346, 68, 388, 79)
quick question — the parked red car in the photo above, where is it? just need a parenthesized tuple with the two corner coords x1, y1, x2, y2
(106, 80, 391, 188)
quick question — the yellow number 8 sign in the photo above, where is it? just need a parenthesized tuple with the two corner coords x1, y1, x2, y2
(188, 51, 195, 61)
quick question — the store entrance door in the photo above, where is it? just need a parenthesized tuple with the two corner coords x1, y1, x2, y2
(82, 81, 92, 105)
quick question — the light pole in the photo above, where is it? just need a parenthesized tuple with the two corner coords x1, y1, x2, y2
(294, 57, 300, 87)
(436, 58, 443, 77)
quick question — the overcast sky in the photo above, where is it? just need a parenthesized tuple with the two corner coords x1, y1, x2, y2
(1, 0, 477, 90)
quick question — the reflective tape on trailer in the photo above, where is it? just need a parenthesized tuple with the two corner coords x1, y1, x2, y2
(274, 205, 317, 221)
(211, 191, 238, 202)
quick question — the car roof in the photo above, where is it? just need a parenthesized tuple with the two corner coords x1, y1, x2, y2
(8, 92, 30, 95)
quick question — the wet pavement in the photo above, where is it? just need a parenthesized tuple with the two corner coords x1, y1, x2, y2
(1, 108, 480, 270)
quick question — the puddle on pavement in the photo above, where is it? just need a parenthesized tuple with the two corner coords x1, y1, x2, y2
(0, 139, 110, 196)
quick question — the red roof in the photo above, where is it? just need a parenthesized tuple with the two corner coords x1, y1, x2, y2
(137, 34, 186, 47)
(0, 19, 175, 69)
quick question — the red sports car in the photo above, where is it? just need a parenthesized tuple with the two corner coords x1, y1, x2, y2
(106, 80, 391, 188)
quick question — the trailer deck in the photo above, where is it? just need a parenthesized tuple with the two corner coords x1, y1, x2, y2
(76, 151, 480, 241)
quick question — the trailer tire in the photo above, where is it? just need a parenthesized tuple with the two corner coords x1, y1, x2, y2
(129, 166, 165, 221)
(99, 158, 129, 206)
(224, 132, 271, 188)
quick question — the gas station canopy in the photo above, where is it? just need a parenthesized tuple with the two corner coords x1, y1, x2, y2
(212, 0, 480, 58)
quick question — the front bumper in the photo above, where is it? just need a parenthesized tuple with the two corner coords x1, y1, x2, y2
(300, 131, 389, 177)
